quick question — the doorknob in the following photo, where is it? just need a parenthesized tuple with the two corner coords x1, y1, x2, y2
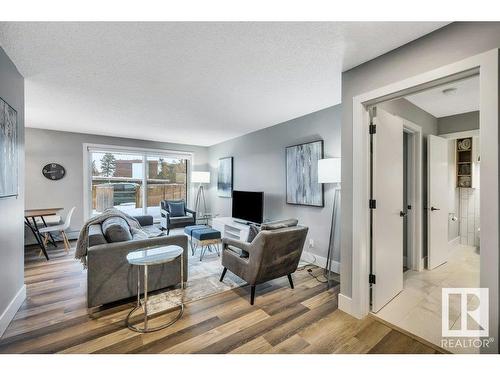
(430, 206, 440, 211)
(400, 211, 407, 217)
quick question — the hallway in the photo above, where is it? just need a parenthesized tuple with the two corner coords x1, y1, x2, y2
(374, 245, 480, 353)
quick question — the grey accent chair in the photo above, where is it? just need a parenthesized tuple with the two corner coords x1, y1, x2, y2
(219, 220, 308, 305)
(160, 199, 196, 234)
(86, 215, 188, 308)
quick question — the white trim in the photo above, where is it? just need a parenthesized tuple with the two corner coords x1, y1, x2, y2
(449, 236, 460, 248)
(82, 143, 195, 221)
(350, 49, 499, 353)
(83, 142, 194, 159)
(402, 120, 423, 272)
(338, 294, 352, 315)
(0, 285, 26, 338)
(440, 129, 480, 140)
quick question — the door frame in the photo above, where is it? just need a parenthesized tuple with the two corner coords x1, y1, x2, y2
(402, 120, 423, 272)
(346, 49, 499, 353)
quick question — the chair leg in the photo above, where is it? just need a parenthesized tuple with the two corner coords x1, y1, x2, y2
(39, 234, 49, 257)
(250, 285, 256, 305)
(287, 274, 294, 289)
(61, 231, 70, 253)
(219, 267, 227, 282)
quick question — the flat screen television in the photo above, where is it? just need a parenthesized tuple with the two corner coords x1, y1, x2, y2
(232, 190, 264, 224)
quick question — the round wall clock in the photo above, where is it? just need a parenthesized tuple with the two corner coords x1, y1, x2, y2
(42, 163, 66, 180)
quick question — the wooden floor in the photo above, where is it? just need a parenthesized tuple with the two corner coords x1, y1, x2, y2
(0, 243, 442, 354)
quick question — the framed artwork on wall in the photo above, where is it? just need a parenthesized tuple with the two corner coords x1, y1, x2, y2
(0, 97, 18, 198)
(286, 140, 324, 207)
(218, 157, 233, 198)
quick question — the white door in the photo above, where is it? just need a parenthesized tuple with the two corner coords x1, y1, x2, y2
(428, 135, 449, 269)
(372, 108, 404, 312)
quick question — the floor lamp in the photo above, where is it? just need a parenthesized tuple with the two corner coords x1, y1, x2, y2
(318, 158, 341, 290)
(192, 171, 210, 216)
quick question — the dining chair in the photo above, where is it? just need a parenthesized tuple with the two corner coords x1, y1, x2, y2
(38, 207, 76, 254)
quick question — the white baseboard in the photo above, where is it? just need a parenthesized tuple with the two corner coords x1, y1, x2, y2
(449, 236, 460, 248)
(338, 293, 352, 315)
(301, 251, 340, 273)
(0, 284, 26, 338)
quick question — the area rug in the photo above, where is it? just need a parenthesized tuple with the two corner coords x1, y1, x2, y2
(142, 246, 246, 314)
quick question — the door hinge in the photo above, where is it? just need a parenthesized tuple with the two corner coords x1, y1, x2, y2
(369, 199, 376, 209)
(369, 124, 376, 134)
(369, 274, 376, 284)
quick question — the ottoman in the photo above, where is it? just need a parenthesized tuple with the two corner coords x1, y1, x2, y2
(184, 225, 221, 261)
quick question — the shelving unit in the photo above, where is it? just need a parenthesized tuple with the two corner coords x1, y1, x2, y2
(212, 217, 251, 242)
(456, 137, 473, 188)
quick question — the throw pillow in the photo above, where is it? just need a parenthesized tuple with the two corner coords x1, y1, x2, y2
(246, 224, 260, 242)
(102, 217, 133, 243)
(168, 201, 186, 217)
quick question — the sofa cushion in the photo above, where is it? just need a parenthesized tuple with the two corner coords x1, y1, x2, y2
(133, 215, 154, 227)
(88, 224, 108, 247)
(168, 201, 186, 217)
(170, 215, 195, 225)
(101, 217, 132, 243)
(141, 225, 164, 238)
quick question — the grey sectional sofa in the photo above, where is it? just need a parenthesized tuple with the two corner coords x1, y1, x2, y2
(86, 215, 188, 308)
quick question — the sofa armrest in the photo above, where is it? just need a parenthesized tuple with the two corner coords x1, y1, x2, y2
(86, 234, 188, 308)
(222, 237, 252, 253)
(160, 209, 171, 223)
(133, 215, 154, 227)
(185, 207, 196, 221)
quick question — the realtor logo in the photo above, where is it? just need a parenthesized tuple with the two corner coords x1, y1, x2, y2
(442, 288, 489, 337)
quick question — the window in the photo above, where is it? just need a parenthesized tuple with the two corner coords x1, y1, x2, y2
(86, 145, 191, 221)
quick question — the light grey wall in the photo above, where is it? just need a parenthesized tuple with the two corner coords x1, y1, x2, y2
(340, 22, 500, 300)
(378, 98, 438, 259)
(25, 128, 209, 237)
(208, 105, 341, 264)
(379, 98, 438, 136)
(438, 111, 479, 135)
(0, 47, 25, 329)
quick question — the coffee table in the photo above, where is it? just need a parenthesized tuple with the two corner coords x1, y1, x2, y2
(125, 245, 184, 333)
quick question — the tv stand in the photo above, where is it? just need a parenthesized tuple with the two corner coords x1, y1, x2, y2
(233, 218, 252, 225)
(212, 217, 251, 242)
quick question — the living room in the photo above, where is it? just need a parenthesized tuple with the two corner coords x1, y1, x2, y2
(2, 21, 349, 348)
(2, 6, 500, 370)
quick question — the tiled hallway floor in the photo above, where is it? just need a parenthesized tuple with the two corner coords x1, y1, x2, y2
(374, 245, 480, 354)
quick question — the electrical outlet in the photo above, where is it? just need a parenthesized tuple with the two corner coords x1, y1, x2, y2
(309, 238, 314, 248)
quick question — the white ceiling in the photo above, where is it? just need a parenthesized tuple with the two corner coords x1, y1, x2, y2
(405, 75, 479, 118)
(0, 22, 448, 146)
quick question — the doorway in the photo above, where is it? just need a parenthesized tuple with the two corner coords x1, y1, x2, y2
(369, 75, 482, 353)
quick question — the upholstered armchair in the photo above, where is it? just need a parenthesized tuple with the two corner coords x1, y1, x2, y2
(160, 199, 197, 234)
(219, 221, 308, 305)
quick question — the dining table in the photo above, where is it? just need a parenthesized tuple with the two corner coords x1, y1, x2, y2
(24, 207, 63, 260)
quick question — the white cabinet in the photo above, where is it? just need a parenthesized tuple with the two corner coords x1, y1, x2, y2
(212, 217, 250, 242)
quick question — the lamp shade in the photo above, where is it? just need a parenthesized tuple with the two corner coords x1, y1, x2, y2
(318, 158, 341, 183)
(192, 171, 210, 184)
